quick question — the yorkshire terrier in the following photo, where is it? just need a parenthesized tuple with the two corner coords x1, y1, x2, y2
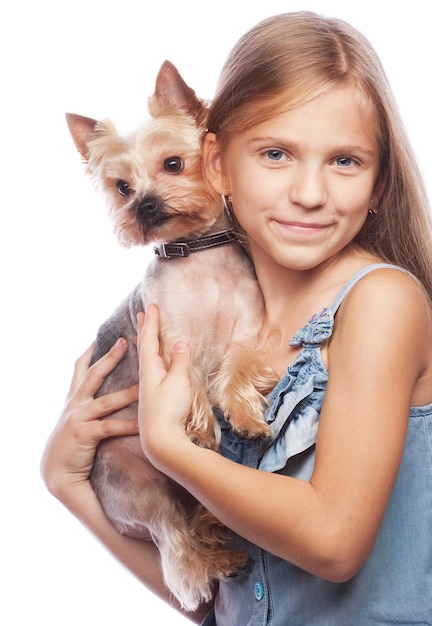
(66, 60, 276, 611)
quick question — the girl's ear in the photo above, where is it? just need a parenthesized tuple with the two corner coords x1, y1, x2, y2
(202, 132, 229, 195)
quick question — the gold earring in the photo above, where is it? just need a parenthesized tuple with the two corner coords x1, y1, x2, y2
(368, 199, 378, 215)
(222, 194, 235, 224)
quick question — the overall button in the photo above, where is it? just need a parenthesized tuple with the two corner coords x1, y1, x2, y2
(254, 580, 265, 601)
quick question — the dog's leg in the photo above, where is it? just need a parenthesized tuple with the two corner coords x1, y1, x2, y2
(151, 498, 249, 611)
(210, 345, 277, 439)
(186, 380, 221, 449)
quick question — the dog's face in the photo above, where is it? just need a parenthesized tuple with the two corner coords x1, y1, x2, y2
(66, 61, 221, 247)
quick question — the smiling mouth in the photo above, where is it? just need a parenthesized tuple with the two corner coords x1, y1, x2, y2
(274, 220, 330, 233)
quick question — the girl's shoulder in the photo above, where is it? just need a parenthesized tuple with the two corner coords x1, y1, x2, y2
(330, 263, 429, 317)
(329, 263, 432, 412)
(332, 263, 432, 372)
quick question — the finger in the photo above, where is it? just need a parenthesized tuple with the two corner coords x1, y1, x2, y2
(67, 343, 95, 397)
(137, 305, 159, 356)
(166, 341, 191, 382)
(76, 338, 129, 400)
(92, 416, 140, 440)
(171, 340, 190, 359)
(136, 310, 145, 338)
(89, 384, 139, 420)
(137, 305, 164, 383)
(70, 384, 139, 427)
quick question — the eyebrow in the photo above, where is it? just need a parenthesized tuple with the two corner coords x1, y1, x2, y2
(333, 144, 376, 157)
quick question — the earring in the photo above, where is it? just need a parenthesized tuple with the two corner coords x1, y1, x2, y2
(222, 194, 236, 225)
(368, 199, 378, 215)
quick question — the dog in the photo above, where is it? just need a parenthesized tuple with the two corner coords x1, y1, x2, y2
(66, 60, 276, 611)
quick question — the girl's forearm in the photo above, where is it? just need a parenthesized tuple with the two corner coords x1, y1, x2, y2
(148, 437, 369, 583)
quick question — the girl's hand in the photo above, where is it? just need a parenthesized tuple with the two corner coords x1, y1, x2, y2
(136, 306, 193, 466)
(40, 339, 139, 502)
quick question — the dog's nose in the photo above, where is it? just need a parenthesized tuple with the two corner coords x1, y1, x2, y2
(137, 197, 159, 218)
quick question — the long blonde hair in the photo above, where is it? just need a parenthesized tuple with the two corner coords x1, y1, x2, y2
(207, 12, 432, 298)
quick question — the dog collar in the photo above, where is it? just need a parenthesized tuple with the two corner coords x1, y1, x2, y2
(154, 229, 238, 258)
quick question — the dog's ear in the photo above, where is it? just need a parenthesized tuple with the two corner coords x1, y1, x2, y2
(148, 60, 207, 126)
(66, 113, 99, 161)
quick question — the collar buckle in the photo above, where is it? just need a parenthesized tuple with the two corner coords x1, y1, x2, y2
(154, 242, 190, 258)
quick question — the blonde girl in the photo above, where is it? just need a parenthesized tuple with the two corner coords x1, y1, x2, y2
(42, 12, 432, 625)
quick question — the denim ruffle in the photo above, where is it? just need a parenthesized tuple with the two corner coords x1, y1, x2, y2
(259, 348, 328, 472)
(289, 306, 334, 347)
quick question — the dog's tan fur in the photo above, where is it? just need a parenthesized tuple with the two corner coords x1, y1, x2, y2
(66, 61, 276, 611)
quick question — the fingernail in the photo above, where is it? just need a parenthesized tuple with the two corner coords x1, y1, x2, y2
(173, 341, 188, 354)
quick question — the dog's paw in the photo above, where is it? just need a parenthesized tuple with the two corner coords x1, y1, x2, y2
(228, 418, 273, 441)
(226, 554, 253, 578)
(216, 549, 251, 579)
(189, 431, 219, 450)
(232, 426, 272, 440)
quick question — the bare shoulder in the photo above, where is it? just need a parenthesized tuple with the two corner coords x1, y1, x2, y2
(332, 266, 432, 404)
(339, 267, 431, 330)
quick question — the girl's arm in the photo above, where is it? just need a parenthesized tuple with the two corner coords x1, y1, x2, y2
(137, 271, 431, 583)
(40, 339, 212, 624)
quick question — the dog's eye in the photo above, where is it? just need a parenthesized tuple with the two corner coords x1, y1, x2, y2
(116, 180, 131, 197)
(164, 157, 184, 174)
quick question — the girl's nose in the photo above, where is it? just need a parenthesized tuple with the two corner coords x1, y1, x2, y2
(288, 165, 327, 209)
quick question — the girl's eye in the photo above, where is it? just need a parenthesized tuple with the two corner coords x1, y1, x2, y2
(116, 180, 131, 196)
(265, 149, 286, 161)
(164, 156, 184, 173)
(335, 156, 355, 167)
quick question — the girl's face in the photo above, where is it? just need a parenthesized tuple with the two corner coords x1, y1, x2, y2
(206, 85, 381, 273)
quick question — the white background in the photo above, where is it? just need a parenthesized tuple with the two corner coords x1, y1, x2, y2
(1, 1, 430, 624)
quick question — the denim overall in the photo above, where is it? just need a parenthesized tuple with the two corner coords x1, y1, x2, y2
(202, 264, 432, 625)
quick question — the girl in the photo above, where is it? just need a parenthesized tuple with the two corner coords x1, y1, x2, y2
(41, 12, 432, 625)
